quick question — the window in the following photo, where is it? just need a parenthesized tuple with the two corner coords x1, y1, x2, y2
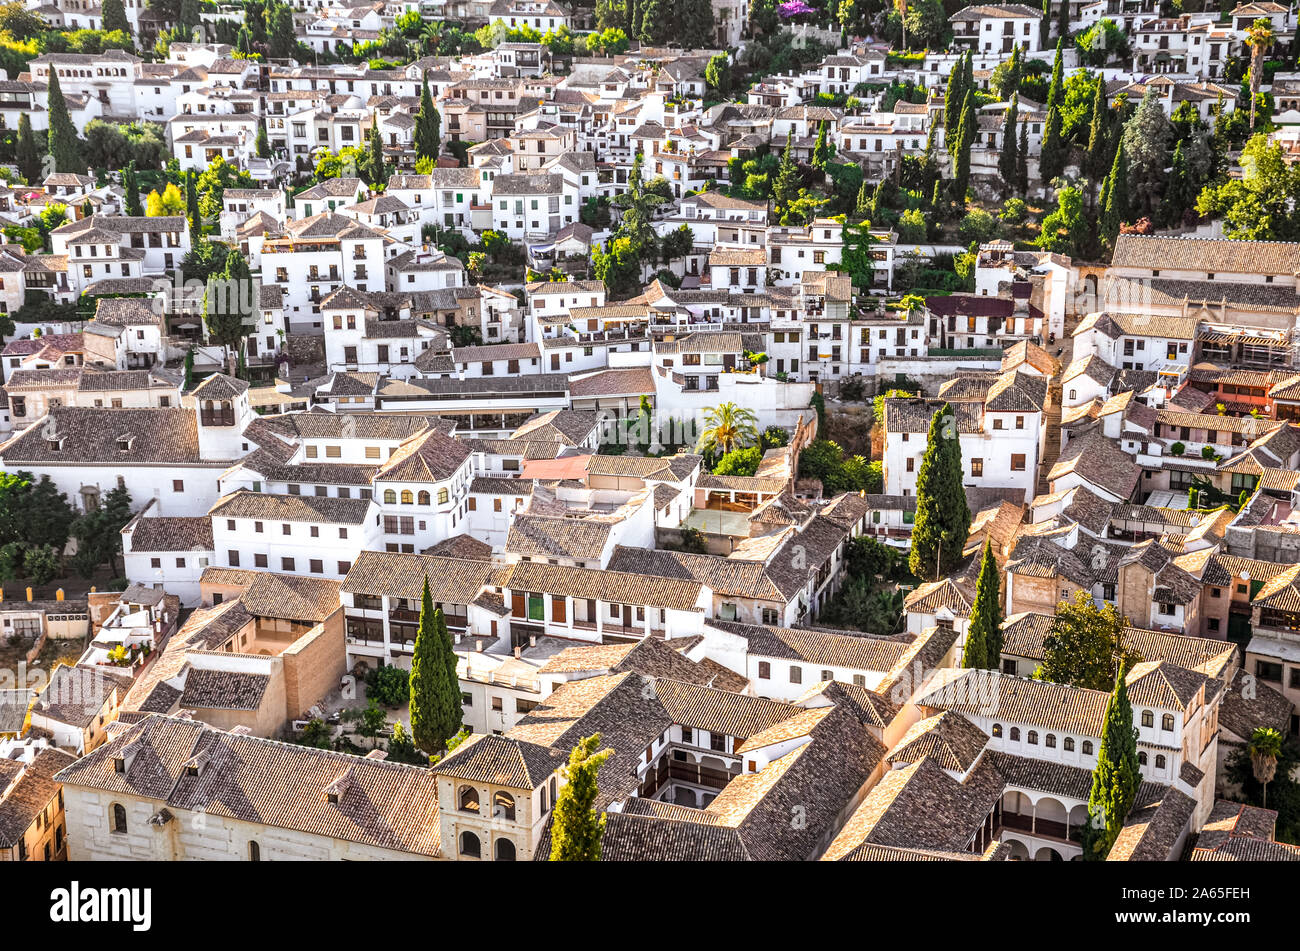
(1138, 752, 1148, 766)
(254, 554, 268, 568)
(1141, 710, 1154, 727)
(758, 661, 771, 679)
(1063, 737, 1075, 752)
(1155, 755, 1166, 770)
(401, 490, 414, 504)
(111, 803, 128, 834)
(681, 727, 694, 744)
(310, 559, 323, 574)
(494, 838, 517, 861)
(1045, 734, 1056, 748)
(228, 551, 240, 566)
(1082, 741, 1093, 755)
(710, 732, 726, 752)
(992, 723, 1003, 737)
(172, 480, 184, 492)
(492, 696, 503, 711)
(1161, 713, 1174, 731)
(970, 458, 983, 478)
(383, 489, 397, 504)
(458, 785, 480, 813)
(459, 831, 481, 858)
(248, 841, 261, 861)
(1010, 454, 1026, 471)
(281, 557, 295, 571)
(418, 491, 431, 505)
(789, 666, 802, 684)
(1009, 727, 1020, 741)
(438, 488, 450, 504)
(1027, 730, 1038, 744)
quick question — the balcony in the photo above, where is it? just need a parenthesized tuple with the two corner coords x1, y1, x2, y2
(199, 409, 236, 426)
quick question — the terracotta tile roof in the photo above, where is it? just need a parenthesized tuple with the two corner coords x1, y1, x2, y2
(209, 490, 373, 525)
(430, 733, 567, 789)
(886, 711, 988, 772)
(342, 551, 496, 604)
(55, 715, 443, 857)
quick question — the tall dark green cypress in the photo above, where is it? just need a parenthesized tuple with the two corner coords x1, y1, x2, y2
(408, 576, 463, 754)
(123, 161, 142, 216)
(1039, 40, 1067, 182)
(184, 169, 200, 234)
(998, 94, 1019, 187)
(1085, 75, 1110, 182)
(15, 114, 40, 185)
(908, 403, 972, 581)
(952, 88, 975, 202)
(414, 74, 441, 162)
(1081, 662, 1141, 859)
(1100, 141, 1129, 251)
(970, 539, 1003, 670)
(46, 71, 81, 174)
(102, 0, 131, 34)
(1015, 122, 1029, 194)
(1040, 0, 1051, 47)
(943, 53, 966, 148)
(1057, 0, 1070, 42)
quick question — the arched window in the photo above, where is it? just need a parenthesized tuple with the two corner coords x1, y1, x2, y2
(249, 841, 261, 861)
(111, 803, 128, 834)
(540, 785, 548, 814)
(383, 489, 397, 504)
(1063, 737, 1075, 752)
(1082, 741, 1093, 755)
(1027, 731, 1038, 745)
(1141, 710, 1154, 728)
(1138, 752, 1148, 766)
(400, 490, 414, 504)
(437, 488, 450, 504)
(494, 837, 517, 861)
(1045, 734, 1056, 748)
(1161, 714, 1174, 731)
(549, 776, 557, 805)
(459, 831, 481, 858)
(992, 723, 1003, 738)
(1009, 727, 1020, 741)
(458, 785, 480, 813)
(494, 791, 516, 822)
(1155, 755, 1166, 769)
(417, 490, 431, 505)
(1068, 389, 1077, 401)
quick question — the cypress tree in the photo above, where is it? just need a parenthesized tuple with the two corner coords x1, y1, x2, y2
(1040, 0, 1051, 46)
(772, 130, 799, 220)
(998, 94, 1019, 187)
(1057, 0, 1070, 42)
(179, 0, 201, 35)
(408, 576, 463, 754)
(1100, 141, 1129, 251)
(1085, 74, 1110, 181)
(812, 119, 831, 170)
(46, 71, 81, 174)
(183, 345, 194, 391)
(970, 539, 1004, 670)
(943, 53, 966, 148)
(952, 88, 975, 202)
(908, 402, 972, 581)
(960, 605, 988, 669)
(1015, 122, 1029, 194)
(123, 161, 142, 216)
(855, 177, 872, 219)
(1039, 41, 1067, 182)
(414, 75, 441, 162)
(365, 122, 385, 186)
(184, 169, 200, 234)
(1081, 662, 1141, 860)
(102, 0, 131, 34)
(236, 26, 252, 55)
(15, 114, 40, 185)
(255, 120, 270, 159)
(1162, 141, 1195, 228)
(549, 733, 611, 861)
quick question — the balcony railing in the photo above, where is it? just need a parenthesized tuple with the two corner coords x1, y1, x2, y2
(200, 410, 236, 426)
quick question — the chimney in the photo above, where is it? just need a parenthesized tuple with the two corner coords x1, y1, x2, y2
(514, 645, 522, 659)
(476, 639, 484, 652)
(529, 635, 536, 647)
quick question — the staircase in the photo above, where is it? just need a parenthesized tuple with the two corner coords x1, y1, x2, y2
(1037, 380, 1064, 498)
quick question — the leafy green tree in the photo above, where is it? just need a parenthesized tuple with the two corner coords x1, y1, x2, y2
(908, 403, 971, 581)
(408, 577, 462, 754)
(705, 52, 730, 97)
(266, 0, 297, 58)
(1081, 661, 1141, 860)
(1123, 86, 1173, 219)
(0, 472, 74, 550)
(1036, 185, 1087, 256)
(1039, 41, 1067, 181)
(712, 445, 763, 477)
(903, 0, 947, 48)
(102, 0, 131, 33)
(1197, 134, 1300, 240)
(15, 113, 40, 185)
(1036, 591, 1140, 691)
(812, 120, 832, 170)
(550, 733, 611, 861)
(46, 71, 82, 174)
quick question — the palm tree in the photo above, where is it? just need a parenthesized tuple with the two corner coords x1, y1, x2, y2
(420, 20, 444, 56)
(695, 402, 758, 456)
(1248, 726, 1284, 808)
(1245, 18, 1275, 131)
